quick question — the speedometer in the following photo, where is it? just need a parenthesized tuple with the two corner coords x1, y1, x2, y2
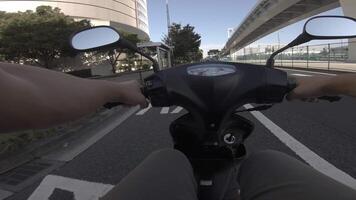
(187, 64, 236, 77)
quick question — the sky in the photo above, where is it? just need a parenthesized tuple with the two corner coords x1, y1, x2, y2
(147, 0, 345, 56)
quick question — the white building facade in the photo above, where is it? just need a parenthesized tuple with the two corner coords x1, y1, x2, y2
(0, 0, 149, 40)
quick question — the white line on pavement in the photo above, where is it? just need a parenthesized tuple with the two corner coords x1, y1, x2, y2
(244, 104, 356, 190)
(44, 106, 140, 162)
(0, 189, 12, 200)
(136, 104, 152, 115)
(291, 73, 312, 77)
(160, 107, 170, 114)
(171, 106, 183, 114)
(279, 68, 336, 76)
(28, 175, 114, 200)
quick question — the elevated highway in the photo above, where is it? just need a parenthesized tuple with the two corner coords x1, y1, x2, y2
(224, 0, 340, 55)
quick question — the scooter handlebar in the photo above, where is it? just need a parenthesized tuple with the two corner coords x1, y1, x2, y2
(103, 87, 147, 109)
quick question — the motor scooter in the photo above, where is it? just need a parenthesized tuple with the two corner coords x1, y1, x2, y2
(70, 15, 356, 200)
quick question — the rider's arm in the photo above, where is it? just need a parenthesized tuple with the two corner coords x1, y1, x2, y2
(287, 73, 356, 100)
(0, 62, 147, 133)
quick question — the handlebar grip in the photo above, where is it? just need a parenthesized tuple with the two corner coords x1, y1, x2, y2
(103, 102, 123, 109)
(103, 87, 147, 109)
(287, 76, 297, 92)
(317, 96, 342, 102)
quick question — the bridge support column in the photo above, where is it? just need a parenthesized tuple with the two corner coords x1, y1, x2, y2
(340, 0, 356, 62)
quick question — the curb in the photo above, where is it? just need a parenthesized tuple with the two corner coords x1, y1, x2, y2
(90, 70, 153, 79)
(276, 66, 355, 74)
(0, 106, 135, 174)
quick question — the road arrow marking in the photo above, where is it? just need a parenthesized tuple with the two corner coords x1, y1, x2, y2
(28, 175, 113, 200)
(28, 175, 114, 200)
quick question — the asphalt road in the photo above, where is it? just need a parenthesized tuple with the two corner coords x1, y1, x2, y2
(5, 68, 356, 200)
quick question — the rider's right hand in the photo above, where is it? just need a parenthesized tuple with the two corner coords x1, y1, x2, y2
(287, 73, 356, 101)
(286, 75, 332, 101)
(109, 80, 148, 108)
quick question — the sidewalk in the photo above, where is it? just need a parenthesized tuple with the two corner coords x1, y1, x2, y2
(234, 59, 356, 73)
(0, 107, 128, 174)
(274, 60, 356, 72)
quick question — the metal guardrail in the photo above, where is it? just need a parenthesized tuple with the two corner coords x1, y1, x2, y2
(229, 41, 356, 72)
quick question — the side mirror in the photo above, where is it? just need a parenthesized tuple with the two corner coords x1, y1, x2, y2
(267, 16, 356, 67)
(305, 16, 356, 38)
(70, 26, 138, 52)
(70, 26, 159, 72)
(71, 26, 121, 51)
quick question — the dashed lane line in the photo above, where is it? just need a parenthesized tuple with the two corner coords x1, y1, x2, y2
(160, 107, 170, 114)
(136, 106, 184, 115)
(244, 104, 356, 190)
(136, 104, 152, 115)
(171, 106, 183, 114)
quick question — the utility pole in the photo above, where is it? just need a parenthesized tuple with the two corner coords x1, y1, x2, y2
(277, 31, 282, 65)
(166, 0, 171, 33)
(166, 0, 173, 67)
(166, 0, 171, 40)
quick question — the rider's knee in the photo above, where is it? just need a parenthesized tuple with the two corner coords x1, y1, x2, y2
(247, 150, 287, 163)
(239, 150, 289, 175)
(150, 148, 191, 168)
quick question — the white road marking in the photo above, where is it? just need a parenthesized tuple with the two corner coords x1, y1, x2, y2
(160, 107, 170, 114)
(28, 175, 114, 200)
(44, 106, 140, 162)
(136, 104, 152, 115)
(279, 68, 336, 76)
(0, 189, 12, 200)
(291, 73, 312, 77)
(171, 106, 183, 114)
(244, 104, 356, 189)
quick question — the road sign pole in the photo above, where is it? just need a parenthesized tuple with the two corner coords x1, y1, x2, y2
(328, 43, 331, 70)
(292, 47, 294, 68)
(307, 46, 309, 69)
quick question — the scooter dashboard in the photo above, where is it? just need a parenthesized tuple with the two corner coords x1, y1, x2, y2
(186, 63, 236, 77)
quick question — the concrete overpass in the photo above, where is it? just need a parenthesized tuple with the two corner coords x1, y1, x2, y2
(224, 0, 342, 55)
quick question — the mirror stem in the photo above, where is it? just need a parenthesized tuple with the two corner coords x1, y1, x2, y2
(137, 50, 159, 72)
(266, 34, 311, 67)
(120, 39, 159, 72)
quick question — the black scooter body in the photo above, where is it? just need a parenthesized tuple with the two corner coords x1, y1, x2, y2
(144, 61, 288, 200)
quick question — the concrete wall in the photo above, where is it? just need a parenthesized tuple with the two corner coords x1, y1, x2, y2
(340, 0, 356, 62)
(0, 0, 149, 40)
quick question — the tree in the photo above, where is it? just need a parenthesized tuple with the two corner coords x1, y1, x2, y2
(87, 33, 142, 73)
(163, 23, 202, 64)
(0, 6, 90, 68)
(109, 33, 141, 72)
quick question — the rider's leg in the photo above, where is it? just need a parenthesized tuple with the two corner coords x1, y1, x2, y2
(238, 150, 356, 200)
(100, 149, 198, 200)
